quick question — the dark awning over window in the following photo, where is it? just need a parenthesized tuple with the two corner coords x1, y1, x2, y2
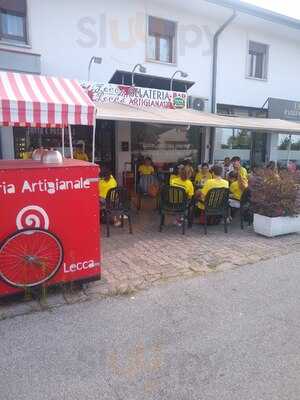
(0, 0, 27, 13)
(109, 70, 195, 93)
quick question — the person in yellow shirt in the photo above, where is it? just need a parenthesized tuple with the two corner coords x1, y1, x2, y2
(228, 171, 248, 207)
(171, 167, 194, 199)
(184, 159, 194, 180)
(169, 164, 181, 185)
(194, 163, 212, 188)
(197, 165, 229, 210)
(138, 157, 156, 194)
(138, 157, 154, 176)
(98, 170, 120, 226)
(170, 167, 194, 226)
(74, 145, 89, 161)
(231, 156, 248, 180)
(98, 170, 117, 204)
(169, 172, 177, 185)
(22, 146, 34, 160)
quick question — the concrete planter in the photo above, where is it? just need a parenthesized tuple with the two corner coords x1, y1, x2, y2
(253, 213, 300, 237)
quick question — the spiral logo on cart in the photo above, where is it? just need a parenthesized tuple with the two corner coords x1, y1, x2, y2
(16, 206, 50, 230)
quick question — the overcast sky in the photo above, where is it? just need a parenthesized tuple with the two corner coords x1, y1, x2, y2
(245, 0, 300, 19)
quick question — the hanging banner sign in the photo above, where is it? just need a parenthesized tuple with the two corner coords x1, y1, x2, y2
(268, 98, 300, 121)
(80, 82, 187, 110)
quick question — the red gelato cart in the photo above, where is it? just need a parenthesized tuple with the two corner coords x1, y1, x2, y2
(0, 159, 100, 296)
(0, 71, 100, 297)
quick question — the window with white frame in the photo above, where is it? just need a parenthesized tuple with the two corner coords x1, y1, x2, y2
(247, 41, 269, 80)
(0, 0, 27, 43)
(147, 16, 176, 64)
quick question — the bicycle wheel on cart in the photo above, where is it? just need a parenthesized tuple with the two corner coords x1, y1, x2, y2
(0, 228, 63, 288)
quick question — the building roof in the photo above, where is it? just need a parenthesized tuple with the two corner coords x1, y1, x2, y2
(205, 0, 300, 30)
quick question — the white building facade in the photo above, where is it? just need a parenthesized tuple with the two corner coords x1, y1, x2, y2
(1, 0, 300, 177)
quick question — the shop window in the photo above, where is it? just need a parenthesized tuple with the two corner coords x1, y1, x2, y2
(215, 104, 268, 166)
(247, 41, 269, 80)
(0, 0, 27, 43)
(220, 129, 251, 150)
(214, 128, 251, 164)
(13, 126, 94, 160)
(131, 123, 202, 166)
(147, 16, 176, 64)
(277, 134, 300, 166)
(278, 134, 300, 151)
(14, 127, 67, 159)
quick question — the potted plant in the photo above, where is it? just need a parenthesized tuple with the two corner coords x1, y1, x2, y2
(250, 169, 300, 237)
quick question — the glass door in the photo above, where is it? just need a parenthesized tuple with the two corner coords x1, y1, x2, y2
(95, 120, 116, 175)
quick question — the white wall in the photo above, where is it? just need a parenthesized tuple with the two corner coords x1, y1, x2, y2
(27, 0, 213, 99)
(24, 0, 300, 109)
(217, 21, 300, 107)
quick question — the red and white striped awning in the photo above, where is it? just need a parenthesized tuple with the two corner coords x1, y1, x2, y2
(0, 71, 95, 128)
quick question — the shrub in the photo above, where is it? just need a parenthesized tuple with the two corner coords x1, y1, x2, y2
(250, 169, 300, 217)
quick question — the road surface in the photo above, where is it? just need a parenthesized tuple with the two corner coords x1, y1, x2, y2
(1, 252, 300, 400)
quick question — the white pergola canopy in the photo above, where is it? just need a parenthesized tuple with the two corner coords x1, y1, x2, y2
(96, 103, 300, 133)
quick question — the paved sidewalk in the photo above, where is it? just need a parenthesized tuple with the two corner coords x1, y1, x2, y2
(96, 208, 300, 295)
(1, 202, 300, 319)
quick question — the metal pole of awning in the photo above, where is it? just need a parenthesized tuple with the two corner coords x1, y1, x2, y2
(92, 109, 97, 164)
(287, 133, 292, 166)
(61, 127, 65, 157)
(68, 125, 73, 159)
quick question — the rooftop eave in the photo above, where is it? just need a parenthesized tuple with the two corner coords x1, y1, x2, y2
(205, 0, 300, 31)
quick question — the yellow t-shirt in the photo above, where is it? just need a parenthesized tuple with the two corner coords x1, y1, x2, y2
(98, 176, 117, 199)
(230, 181, 242, 201)
(22, 151, 32, 160)
(194, 172, 212, 185)
(138, 164, 154, 175)
(230, 179, 248, 201)
(171, 177, 194, 198)
(198, 178, 229, 209)
(74, 151, 89, 161)
(237, 166, 248, 180)
(169, 174, 177, 185)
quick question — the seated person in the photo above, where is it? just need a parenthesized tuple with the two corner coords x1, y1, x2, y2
(23, 146, 34, 160)
(74, 144, 89, 161)
(228, 171, 248, 209)
(171, 166, 194, 199)
(184, 159, 194, 180)
(98, 170, 120, 226)
(231, 156, 248, 180)
(171, 167, 194, 226)
(194, 163, 212, 188)
(98, 170, 117, 207)
(288, 161, 297, 173)
(223, 157, 232, 178)
(138, 157, 154, 176)
(138, 157, 156, 194)
(169, 164, 181, 185)
(266, 161, 277, 172)
(197, 165, 229, 210)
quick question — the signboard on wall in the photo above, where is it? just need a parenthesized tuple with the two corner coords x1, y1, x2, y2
(80, 82, 187, 110)
(268, 98, 300, 121)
